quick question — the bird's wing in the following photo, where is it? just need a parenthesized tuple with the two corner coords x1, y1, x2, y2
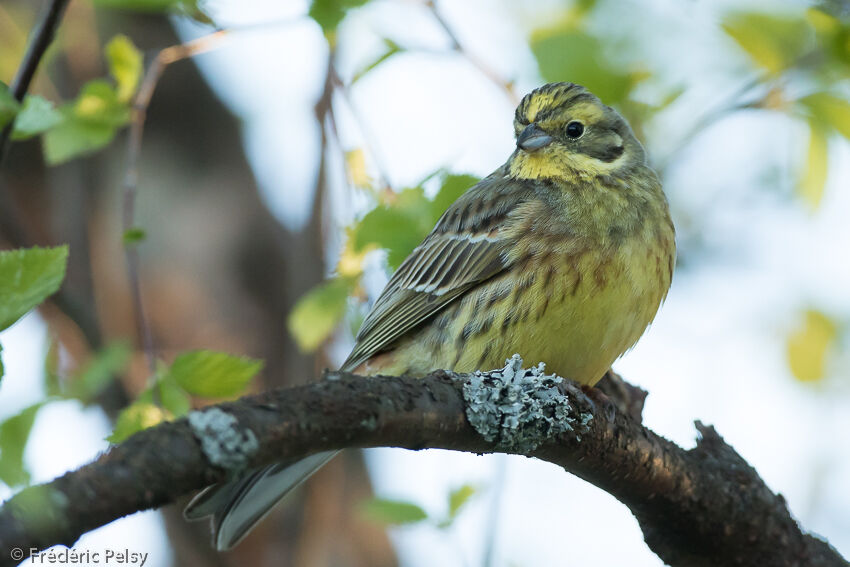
(342, 174, 533, 371)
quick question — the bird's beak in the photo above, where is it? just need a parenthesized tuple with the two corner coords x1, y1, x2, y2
(517, 124, 553, 152)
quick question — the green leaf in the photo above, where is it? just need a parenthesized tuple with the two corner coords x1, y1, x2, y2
(309, 0, 370, 44)
(168, 350, 263, 398)
(447, 484, 477, 521)
(722, 12, 811, 75)
(288, 277, 356, 352)
(431, 174, 478, 220)
(66, 342, 130, 403)
(531, 29, 638, 106)
(352, 39, 403, 83)
(360, 498, 428, 525)
(43, 114, 115, 165)
(107, 400, 169, 443)
(799, 121, 828, 210)
(786, 309, 838, 383)
(800, 93, 850, 140)
(42, 78, 132, 164)
(123, 227, 147, 246)
(0, 342, 4, 383)
(157, 374, 192, 417)
(352, 187, 433, 269)
(11, 95, 62, 140)
(0, 246, 69, 332)
(106, 35, 143, 103)
(0, 82, 21, 129)
(0, 403, 43, 487)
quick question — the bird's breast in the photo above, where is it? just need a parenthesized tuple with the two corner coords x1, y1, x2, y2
(440, 229, 674, 384)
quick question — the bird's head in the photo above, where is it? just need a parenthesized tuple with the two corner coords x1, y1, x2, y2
(508, 82, 645, 180)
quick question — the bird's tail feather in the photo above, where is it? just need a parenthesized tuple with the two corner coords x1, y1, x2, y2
(184, 450, 339, 550)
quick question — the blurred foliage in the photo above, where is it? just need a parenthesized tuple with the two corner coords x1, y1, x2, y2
(108, 350, 262, 443)
(289, 277, 357, 352)
(0, 0, 849, 502)
(0, 246, 66, 486)
(60, 342, 131, 404)
(0, 246, 68, 335)
(310, 0, 370, 45)
(169, 350, 263, 399)
(0, 403, 43, 487)
(361, 484, 478, 529)
(44, 35, 142, 164)
(288, 173, 479, 352)
(723, 12, 812, 76)
(360, 498, 428, 525)
(122, 226, 147, 246)
(720, 8, 850, 211)
(92, 0, 210, 22)
(786, 309, 839, 384)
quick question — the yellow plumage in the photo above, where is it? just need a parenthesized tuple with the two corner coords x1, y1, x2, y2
(186, 82, 676, 549)
(349, 82, 675, 385)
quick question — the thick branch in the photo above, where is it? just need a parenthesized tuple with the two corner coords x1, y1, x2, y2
(0, 369, 844, 567)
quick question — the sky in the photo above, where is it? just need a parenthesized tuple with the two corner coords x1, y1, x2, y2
(1, 0, 848, 565)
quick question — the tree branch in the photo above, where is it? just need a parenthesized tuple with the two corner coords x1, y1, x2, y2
(0, 0, 71, 167)
(0, 365, 845, 567)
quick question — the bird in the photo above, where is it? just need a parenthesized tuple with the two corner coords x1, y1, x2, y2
(184, 82, 676, 550)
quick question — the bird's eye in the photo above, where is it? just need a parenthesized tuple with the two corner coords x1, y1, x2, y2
(566, 121, 584, 138)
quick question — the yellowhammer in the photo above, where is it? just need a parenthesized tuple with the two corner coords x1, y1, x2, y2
(186, 82, 676, 549)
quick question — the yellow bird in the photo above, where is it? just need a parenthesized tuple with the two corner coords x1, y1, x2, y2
(185, 82, 676, 549)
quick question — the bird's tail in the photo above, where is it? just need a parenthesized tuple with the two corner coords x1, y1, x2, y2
(184, 450, 339, 550)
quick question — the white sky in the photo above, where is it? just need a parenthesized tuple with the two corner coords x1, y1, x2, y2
(1, 0, 848, 565)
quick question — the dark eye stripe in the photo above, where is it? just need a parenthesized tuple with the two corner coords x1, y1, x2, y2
(588, 145, 625, 163)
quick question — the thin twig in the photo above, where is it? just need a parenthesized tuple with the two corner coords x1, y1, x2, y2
(656, 76, 767, 173)
(424, 0, 519, 105)
(0, 0, 71, 166)
(121, 31, 230, 374)
(328, 65, 395, 194)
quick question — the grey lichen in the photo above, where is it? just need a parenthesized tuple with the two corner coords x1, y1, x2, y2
(188, 407, 259, 471)
(462, 354, 591, 452)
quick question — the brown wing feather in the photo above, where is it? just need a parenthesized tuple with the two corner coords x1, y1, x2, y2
(342, 172, 535, 371)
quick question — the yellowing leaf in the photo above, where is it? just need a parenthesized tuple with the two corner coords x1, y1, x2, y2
(106, 34, 143, 103)
(799, 122, 828, 210)
(722, 12, 811, 75)
(345, 148, 372, 189)
(288, 277, 355, 352)
(786, 310, 838, 383)
(337, 232, 368, 278)
(448, 484, 476, 520)
(800, 93, 850, 141)
(107, 401, 170, 443)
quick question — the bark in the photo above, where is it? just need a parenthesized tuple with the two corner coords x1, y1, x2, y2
(0, 369, 844, 567)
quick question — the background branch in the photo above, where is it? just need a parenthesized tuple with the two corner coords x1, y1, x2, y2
(0, 369, 844, 567)
(0, 0, 71, 167)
